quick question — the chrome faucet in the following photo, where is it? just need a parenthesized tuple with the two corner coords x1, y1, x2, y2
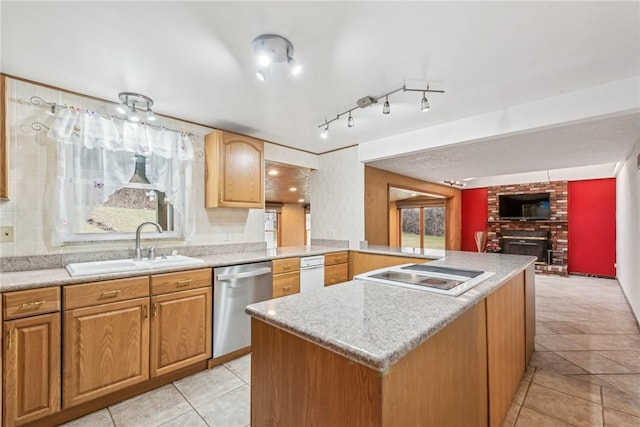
(134, 222, 163, 261)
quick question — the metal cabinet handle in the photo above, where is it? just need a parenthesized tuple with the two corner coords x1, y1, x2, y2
(152, 302, 158, 317)
(19, 300, 45, 309)
(100, 290, 121, 298)
(217, 267, 272, 281)
(282, 264, 291, 271)
(176, 279, 192, 287)
(282, 285, 292, 292)
(143, 304, 148, 318)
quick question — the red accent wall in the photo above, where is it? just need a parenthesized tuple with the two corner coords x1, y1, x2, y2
(461, 188, 488, 252)
(568, 178, 616, 276)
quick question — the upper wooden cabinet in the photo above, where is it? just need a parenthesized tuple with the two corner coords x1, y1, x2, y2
(205, 130, 264, 208)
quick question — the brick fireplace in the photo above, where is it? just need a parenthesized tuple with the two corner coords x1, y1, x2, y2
(486, 181, 568, 275)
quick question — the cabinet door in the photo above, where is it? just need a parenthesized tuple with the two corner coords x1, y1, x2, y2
(150, 287, 212, 377)
(63, 298, 149, 407)
(324, 263, 348, 286)
(273, 271, 300, 298)
(205, 130, 264, 208)
(3, 313, 60, 427)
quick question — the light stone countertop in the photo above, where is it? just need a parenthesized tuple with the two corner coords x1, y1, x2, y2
(246, 251, 536, 371)
(0, 245, 347, 292)
(0, 245, 444, 293)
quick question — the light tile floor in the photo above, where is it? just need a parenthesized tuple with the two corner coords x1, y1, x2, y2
(61, 274, 640, 427)
(503, 274, 640, 427)
(60, 355, 252, 427)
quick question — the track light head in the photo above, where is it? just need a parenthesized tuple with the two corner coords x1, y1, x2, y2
(320, 124, 329, 139)
(347, 112, 354, 128)
(421, 92, 430, 112)
(383, 96, 390, 115)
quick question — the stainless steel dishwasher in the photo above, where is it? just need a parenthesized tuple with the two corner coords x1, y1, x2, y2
(213, 261, 273, 358)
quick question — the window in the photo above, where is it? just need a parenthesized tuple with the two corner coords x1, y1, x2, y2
(398, 203, 446, 250)
(49, 107, 194, 244)
(265, 207, 281, 249)
(80, 156, 175, 235)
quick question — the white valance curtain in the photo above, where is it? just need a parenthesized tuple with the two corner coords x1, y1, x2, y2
(48, 108, 194, 243)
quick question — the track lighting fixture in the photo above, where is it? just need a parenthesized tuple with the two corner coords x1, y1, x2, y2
(317, 83, 444, 138)
(116, 92, 156, 123)
(443, 180, 466, 187)
(252, 34, 302, 80)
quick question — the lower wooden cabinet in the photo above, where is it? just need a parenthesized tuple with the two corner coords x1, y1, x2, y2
(63, 297, 150, 408)
(272, 258, 300, 298)
(324, 252, 349, 286)
(3, 312, 61, 427)
(150, 287, 212, 377)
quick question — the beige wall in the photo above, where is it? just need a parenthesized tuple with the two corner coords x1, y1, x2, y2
(280, 203, 305, 247)
(310, 147, 365, 248)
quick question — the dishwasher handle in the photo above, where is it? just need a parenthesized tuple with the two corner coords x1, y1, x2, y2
(216, 267, 272, 281)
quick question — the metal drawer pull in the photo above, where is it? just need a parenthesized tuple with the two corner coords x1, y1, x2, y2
(282, 264, 291, 270)
(152, 302, 158, 317)
(7, 329, 14, 349)
(143, 304, 148, 318)
(100, 290, 121, 298)
(176, 279, 192, 287)
(283, 285, 292, 291)
(19, 300, 45, 309)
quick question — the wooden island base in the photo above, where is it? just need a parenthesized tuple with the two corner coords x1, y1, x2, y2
(250, 270, 532, 427)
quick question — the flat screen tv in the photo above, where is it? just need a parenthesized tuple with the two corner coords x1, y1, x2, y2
(499, 193, 550, 220)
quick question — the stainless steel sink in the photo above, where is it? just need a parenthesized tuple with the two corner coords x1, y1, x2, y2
(65, 255, 206, 277)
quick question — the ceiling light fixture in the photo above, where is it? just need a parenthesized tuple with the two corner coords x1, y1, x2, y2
(443, 180, 466, 188)
(421, 91, 430, 112)
(317, 84, 444, 138)
(320, 123, 329, 139)
(268, 169, 279, 176)
(289, 187, 297, 192)
(252, 34, 302, 80)
(347, 111, 354, 128)
(116, 92, 156, 123)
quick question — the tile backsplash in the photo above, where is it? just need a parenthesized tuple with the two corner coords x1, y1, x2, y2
(0, 78, 266, 257)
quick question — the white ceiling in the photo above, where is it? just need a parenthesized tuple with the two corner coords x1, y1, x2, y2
(2, 1, 639, 182)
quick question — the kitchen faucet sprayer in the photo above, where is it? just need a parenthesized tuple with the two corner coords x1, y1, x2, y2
(134, 221, 163, 261)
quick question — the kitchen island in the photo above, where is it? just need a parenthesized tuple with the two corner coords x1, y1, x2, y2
(246, 251, 536, 427)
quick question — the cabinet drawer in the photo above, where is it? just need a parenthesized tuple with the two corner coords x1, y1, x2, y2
(272, 257, 300, 275)
(324, 251, 348, 266)
(324, 263, 349, 287)
(150, 268, 211, 295)
(4, 287, 60, 320)
(64, 277, 149, 310)
(273, 272, 300, 298)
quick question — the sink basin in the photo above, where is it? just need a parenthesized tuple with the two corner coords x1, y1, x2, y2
(66, 255, 206, 277)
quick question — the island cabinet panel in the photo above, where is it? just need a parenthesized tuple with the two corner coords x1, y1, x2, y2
(381, 300, 488, 427)
(3, 312, 61, 427)
(348, 252, 430, 279)
(524, 265, 536, 364)
(251, 300, 488, 427)
(251, 318, 381, 427)
(486, 272, 526, 427)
